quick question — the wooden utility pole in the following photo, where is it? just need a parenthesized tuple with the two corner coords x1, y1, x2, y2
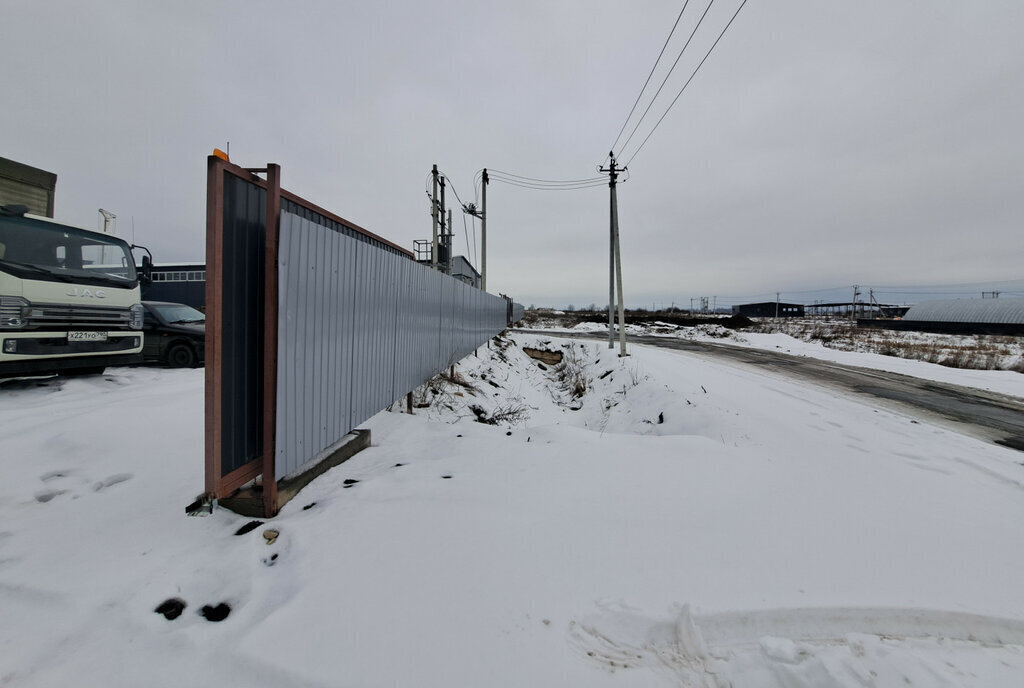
(431, 165, 439, 269)
(481, 168, 488, 291)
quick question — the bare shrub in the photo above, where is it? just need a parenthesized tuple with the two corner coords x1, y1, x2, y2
(556, 344, 588, 399)
(469, 403, 528, 426)
(439, 369, 475, 391)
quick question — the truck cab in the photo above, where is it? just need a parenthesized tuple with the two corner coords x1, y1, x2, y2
(0, 205, 146, 378)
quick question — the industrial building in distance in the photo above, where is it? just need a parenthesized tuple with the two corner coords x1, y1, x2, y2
(732, 302, 805, 318)
(861, 297, 1024, 335)
(144, 262, 207, 310)
(0, 157, 57, 217)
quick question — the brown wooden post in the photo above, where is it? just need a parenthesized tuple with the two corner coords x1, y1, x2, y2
(204, 156, 226, 498)
(262, 163, 282, 517)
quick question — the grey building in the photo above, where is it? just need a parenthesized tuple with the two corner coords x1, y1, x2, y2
(143, 262, 207, 310)
(897, 298, 1024, 335)
(732, 302, 805, 318)
(451, 255, 481, 289)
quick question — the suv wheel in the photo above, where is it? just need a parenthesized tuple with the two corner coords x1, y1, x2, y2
(166, 343, 197, 368)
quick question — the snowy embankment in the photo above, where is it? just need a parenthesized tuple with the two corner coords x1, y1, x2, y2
(535, 319, 1024, 399)
(1, 334, 1023, 687)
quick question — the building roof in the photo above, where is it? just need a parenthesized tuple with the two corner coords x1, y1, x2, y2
(902, 298, 1024, 324)
(735, 301, 804, 308)
(0, 157, 57, 189)
(451, 255, 480, 279)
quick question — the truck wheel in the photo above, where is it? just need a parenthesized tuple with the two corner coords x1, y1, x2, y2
(166, 344, 197, 368)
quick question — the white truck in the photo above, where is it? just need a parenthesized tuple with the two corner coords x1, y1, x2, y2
(0, 204, 150, 378)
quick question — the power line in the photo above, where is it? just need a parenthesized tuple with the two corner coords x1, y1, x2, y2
(609, 0, 693, 155)
(486, 169, 606, 185)
(436, 169, 469, 208)
(621, 0, 750, 167)
(488, 177, 607, 191)
(615, 0, 716, 159)
(473, 168, 607, 194)
(872, 278, 1024, 290)
(484, 170, 608, 191)
(488, 175, 607, 188)
(462, 211, 472, 262)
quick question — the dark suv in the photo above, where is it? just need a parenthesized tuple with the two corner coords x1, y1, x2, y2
(141, 301, 205, 368)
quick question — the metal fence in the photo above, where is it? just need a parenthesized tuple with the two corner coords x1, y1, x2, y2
(275, 211, 511, 478)
(205, 157, 519, 515)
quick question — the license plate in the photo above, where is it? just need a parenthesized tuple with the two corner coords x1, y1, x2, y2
(68, 331, 108, 342)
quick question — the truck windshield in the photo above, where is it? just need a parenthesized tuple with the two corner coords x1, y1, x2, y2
(0, 214, 138, 288)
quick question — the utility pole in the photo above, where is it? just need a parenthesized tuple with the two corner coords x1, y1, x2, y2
(599, 152, 628, 357)
(606, 185, 615, 348)
(481, 168, 488, 291)
(439, 175, 447, 272)
(447, 209, 453, 275)
(850, 285, 860, 320)
(431, 165, 439, 269)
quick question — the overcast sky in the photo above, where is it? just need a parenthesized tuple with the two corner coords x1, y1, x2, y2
(4, 0, 1022, 308)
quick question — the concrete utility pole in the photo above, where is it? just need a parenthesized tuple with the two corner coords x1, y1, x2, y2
(599, 152, 628, 357)
(481, 168, 488, 291)
(431, 165, 439, 269)
(775, 292, 780, 319)
(439, 175, 447, 272)
(850, 285, 860, 320)
(607, 192, 615, 348)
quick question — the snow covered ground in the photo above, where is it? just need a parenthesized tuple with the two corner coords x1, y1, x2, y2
(531, 318, 1024, 399)
(2, 333, 1023, 686)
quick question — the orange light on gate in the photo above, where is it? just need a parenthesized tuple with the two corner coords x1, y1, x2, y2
(212, 148, 230, 162)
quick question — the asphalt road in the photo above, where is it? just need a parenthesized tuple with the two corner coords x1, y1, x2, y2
(522, 330, 1024, 452)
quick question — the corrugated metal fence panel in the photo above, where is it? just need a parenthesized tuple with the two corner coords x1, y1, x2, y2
(903, 298, 1024, 324)
(277, 212, 511, 478)
(220, 173, 266, 477)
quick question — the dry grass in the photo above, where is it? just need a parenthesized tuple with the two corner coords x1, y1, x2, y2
(751, 318, 1024, 373)
(555, 343, 588, 399)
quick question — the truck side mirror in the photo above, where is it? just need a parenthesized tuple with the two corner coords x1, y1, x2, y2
(140, 254, 153, 285)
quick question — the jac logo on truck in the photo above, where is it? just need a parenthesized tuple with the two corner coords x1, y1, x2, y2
(66, 288, 107, 298)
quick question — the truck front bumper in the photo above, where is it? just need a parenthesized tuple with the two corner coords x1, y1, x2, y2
(0, 332, 143, 378)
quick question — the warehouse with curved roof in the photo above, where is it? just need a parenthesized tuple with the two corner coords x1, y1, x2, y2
(864, 298, 1024, 335)
(903, 298, 1024, 324)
